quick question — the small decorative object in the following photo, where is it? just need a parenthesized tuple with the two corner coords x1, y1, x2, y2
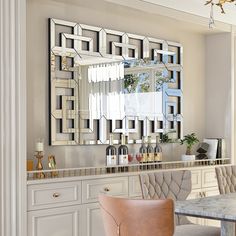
(180, 133, 199, 161)
(216, 138, 225, 158)
(27, 159, 34, 171)
(203, 138, 219, 159)
(48, 155, 59, 177)
(35, 140, 45, 178)
(196, 142, 210, 160)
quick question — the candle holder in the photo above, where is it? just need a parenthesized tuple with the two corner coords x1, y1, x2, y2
(35, 151, 45, 179)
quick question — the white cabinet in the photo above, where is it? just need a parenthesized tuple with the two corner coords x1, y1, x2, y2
(27, 166, 222, 236)
(191, 170, 202, 189)
(28, 205, 83, 236)
(84, 203, 105, 236)
(202, 169, 218, 188)
(128, 175, 142, 197)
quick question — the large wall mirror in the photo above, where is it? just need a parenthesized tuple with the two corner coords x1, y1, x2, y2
(49, 18, 183, 145)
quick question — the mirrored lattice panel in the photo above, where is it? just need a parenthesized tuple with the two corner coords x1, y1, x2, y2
(49, 18, 183, 145)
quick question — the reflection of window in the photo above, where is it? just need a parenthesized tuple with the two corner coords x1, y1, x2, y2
(124, 73, 150, 94)
(88, 62, 124, 83)
(155, 71, 172, 91)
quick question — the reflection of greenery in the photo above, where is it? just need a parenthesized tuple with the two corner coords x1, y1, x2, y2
(161, 131, 178, 143)
(156, 71, 172, 92)
(124, 74, 139, 93)
(161, 133, 171, 143)
(124, 58, 156, 68)
(131, 58, 152, 67)
(124, 73, 150, 93)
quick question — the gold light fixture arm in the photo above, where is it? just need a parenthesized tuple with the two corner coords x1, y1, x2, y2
(205, 0, 235, 14)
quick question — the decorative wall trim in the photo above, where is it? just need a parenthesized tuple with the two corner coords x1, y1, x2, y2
(0, 0, 27, 236)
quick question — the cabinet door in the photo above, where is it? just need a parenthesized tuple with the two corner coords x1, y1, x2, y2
(191, 170, 202, 189)
(85, 203, 105, 236)
(202, 169, 218, 188)
(28, 205, 83, 236)
(128, 175, 142, 198)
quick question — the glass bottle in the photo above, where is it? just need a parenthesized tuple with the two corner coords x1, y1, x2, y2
(147, 136, 154, 169)
(106, 134, 117, 173)
(118, 134, 129, 172)
(139, 136, 147, 168)
(154, 135, 163, 164)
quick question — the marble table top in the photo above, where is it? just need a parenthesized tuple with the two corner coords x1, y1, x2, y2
(175, 193, 236, 222)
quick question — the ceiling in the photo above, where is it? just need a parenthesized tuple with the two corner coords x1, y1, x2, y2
(51, 0, 235, 32)
(141, 0, 236, 25)
(105, 0, 236, 31)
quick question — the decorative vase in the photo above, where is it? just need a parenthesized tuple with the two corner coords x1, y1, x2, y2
(181, 154, 195, 162)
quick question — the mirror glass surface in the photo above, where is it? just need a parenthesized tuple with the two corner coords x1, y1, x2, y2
(49, 19, 183, 145)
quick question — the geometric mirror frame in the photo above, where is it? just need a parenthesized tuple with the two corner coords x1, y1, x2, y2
(49, 18, 183, 145)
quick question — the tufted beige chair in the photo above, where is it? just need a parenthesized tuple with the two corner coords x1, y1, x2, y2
(140, 170, 220, 236)
(140, 170, 192, 225)
(215, 165, 236, 194)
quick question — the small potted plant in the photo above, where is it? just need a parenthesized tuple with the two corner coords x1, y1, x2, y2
(180, 133, 199, 161)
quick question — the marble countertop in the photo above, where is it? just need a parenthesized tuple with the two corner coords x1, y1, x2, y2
(175, 193, 236, 221)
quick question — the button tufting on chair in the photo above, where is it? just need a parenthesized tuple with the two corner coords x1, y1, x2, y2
(140, 170, 220, 236)
(215, 165, 236, 194)
(140, 170, 192, 225)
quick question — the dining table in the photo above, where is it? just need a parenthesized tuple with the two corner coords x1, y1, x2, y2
(175, 192, 236, 236)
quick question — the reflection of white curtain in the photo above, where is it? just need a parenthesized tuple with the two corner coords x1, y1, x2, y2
(124, 92, 162, 117)
(89, 91, 163, 120)
(88, 63, 124, 83)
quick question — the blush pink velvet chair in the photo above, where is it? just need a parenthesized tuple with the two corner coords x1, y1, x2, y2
(99, 194, 175, 236)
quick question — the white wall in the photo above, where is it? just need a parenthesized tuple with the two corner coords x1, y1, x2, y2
(27, 0, 208, 168)
(205, 33, 233, 158)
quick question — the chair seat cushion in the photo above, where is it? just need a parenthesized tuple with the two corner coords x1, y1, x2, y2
(174, 224, 220, 236)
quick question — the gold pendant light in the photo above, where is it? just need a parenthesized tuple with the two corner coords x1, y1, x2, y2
(205, 0, 236, 14)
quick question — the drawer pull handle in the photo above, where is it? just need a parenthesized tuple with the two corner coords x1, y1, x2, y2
(53, 193, 60, 198)
(104, 187, 110, 192)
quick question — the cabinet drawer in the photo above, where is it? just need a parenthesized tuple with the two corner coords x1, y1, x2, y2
(202, 169, 218, 188)
(191, 170, 201, 189)
(28, 181, 82, 210)
(82, 177, 128, 203)
(129, 176, 142, 197)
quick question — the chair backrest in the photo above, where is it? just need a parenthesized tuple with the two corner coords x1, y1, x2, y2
(215, 165, 236, 194)
(99, 194, 174, 236)
(139, 170, 192, 225)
